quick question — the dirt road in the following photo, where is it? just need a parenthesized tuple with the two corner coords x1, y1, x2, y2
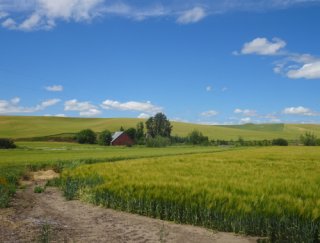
(0, 171, 259, 243)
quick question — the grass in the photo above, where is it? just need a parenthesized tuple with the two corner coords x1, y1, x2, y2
(0, 141, 228, 207)
(1, 116, 320, 140)
(59, 147, 320, 242)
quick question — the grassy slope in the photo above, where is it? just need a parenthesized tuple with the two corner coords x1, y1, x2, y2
(1, 116, 320, 140)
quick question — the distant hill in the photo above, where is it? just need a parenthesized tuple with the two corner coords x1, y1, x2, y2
(1, 116, 320, 140)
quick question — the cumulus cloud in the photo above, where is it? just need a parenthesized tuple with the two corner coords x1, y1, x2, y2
(101, 100, 163, 114)
(286, 61, 320, 79)
(206, 86, 212, 92)
(282, 106, 318, 116)
(64, 99, 101, 117)
(0, 97, 60, 114)
(234, 108, 257, 117)
(239, 37, 286, 55)
(237, 37, 320, 80)
(45, 85, 63, 92)
(201, 110, 218, 117)
(177, 7, 206, 24)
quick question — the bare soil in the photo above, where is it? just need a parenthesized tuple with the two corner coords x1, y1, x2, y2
(0, 170, 259, 243)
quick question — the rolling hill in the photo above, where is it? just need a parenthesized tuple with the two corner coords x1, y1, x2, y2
(1, 116, 320, 140)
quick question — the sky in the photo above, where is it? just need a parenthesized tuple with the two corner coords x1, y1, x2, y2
(1, 0, 320, 124)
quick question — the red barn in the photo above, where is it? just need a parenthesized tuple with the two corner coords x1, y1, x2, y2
(111, 131, 134, 146)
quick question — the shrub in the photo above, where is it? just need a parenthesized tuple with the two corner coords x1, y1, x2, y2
(300, 132, 318, 146)
(76, 129, 97, 144)
(188, 130, 209, 145)
(98, 130, 112, 146)
(146, 136, 171, 147)
(0, 138, 16, 149)
(34, 185, 45, 193)
(272, 138, 289, 146)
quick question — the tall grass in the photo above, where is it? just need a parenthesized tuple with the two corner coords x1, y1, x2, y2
(60, 147, 320, 242)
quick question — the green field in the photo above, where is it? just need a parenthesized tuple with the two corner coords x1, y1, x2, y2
(61, 147, 320, 242)
(1, 116, 320, 140)
(0, 142, 227, 208)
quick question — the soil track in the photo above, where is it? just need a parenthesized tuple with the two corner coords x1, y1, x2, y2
(0, 170, 259, 243)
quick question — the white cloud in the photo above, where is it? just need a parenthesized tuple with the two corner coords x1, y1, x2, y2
(80, 108, 101, 117)
(0, 11, 8, 19)
(201, 110, 218, 117)
(102, 3, 167, 21)
(1, 0, 104, 30)
(286, 61, 320, 79)
(206, 86, 212, 92)
(237, 37, 320, 80)
(221, 87, 228, 92)
(234, 108, 257, 116)
(0, 97, 60, 114)
(177, 7, 206, 24)
(1, 18, 16, 29)
(10, 97, 20, 105)
(240, 37, 286, 55)
(1, 1, 319, 30)
(101, 100, 163, 114)
(64, 99, 101, 116)
(137, 113, 151, 119)
(40, 98, 61, 108)
(240, 117, 252, 123)
(282, 106, 318, 116)
(44, 113, 66, 117)
(45, 85, 63, 92)
(65, 99, 96, 111)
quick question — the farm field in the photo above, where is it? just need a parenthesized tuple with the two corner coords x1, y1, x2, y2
(1, 116, 320, 140)
(0, 142, 228, 208)
(60, 146, 320, 242)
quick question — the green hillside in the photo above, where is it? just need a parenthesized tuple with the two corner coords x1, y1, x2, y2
(1, 116, 320, 140)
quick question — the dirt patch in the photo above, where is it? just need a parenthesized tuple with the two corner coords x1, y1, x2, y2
(31, 170, 59, 181)
(0, 171, 259, 243)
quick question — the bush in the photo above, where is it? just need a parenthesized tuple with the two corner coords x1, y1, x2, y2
(272, 138, 288, 146)
(188, 130, 209, 145)
(146, 136, 171, 147)
(98, 130, 112, 146)
(34, 185, 45, 193)
(300, 132, 318, 146)
(0, 138, 16, 149)
(76, 129, 97, 144)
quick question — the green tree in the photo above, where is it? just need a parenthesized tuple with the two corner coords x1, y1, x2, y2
(76, 129, 97, 144)
(0, 138, 16, 149)
(98, 130, 112, 146)
(136, 122, 144, 140)
(272, 138, 288, 146)
(188, 130, 209, 145)
(146, 113, 172, 138)
(300, 132, 318, 146)
(125, 128, 137, 141)
(119, 126, 124, 131)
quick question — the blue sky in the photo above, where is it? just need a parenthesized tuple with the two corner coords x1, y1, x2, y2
(1, 0, 320, 124)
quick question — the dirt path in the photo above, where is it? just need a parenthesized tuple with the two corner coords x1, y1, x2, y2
(0, 171, 259, 243)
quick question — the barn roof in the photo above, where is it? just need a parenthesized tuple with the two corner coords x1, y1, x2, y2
(111, 131, 124, 143)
